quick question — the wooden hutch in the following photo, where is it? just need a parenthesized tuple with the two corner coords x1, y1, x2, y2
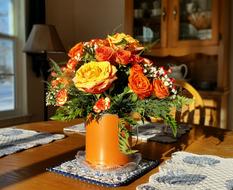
(125, 0, 230, 128)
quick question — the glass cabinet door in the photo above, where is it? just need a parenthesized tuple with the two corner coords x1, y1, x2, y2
(133, 0, 163, 46)
(129, 0, 219, 52)
(170, 0, 218, 48)
(179, 0, 212, 40)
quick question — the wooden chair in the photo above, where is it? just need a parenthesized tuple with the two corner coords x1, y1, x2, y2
(174, 80, 205, 126)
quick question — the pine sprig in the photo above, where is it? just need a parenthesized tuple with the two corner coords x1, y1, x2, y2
(108, 87, 137, 117)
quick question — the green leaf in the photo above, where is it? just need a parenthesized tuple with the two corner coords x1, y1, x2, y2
(118, 118, 138, 155)
(130, 93, 138, 102)
(114, 38, 128, 46)
(49, 58, 63, 76)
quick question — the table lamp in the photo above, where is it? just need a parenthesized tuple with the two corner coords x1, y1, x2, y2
(23, 24, 65, 120)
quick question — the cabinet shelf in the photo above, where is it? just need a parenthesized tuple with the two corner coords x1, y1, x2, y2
(145, 46, 219, 57)
(134, 16, 161, 24)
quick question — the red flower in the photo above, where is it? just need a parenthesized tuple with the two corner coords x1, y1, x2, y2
(93, 97, 111, 113)
(95, 46, 114, 61)
(56, 89, 68, 106)
(115, 49, 131, 65)
(131, 55, 144, 64)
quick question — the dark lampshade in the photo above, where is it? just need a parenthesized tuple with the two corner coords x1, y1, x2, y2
(23, 24, 65, 53)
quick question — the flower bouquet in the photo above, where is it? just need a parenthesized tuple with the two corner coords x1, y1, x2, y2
(46, 33, 189, 165)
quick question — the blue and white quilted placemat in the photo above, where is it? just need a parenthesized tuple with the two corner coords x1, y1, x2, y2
(0, 127, 65, 157)
(48, 151, 159, 187)
(137, 151, 233, 190)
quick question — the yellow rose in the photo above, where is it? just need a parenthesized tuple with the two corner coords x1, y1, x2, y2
(107, 33, 142, 51)
(73, 61, 117, 94)
(107, 33, 139, 45)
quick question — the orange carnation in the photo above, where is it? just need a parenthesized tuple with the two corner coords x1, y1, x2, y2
(67, 58, 79, 70)
(115, 49, 131, 65)
(51, 77, 70, 88)
(61, 67, 75, 78)
(56, 89, 68, 106)
(51, 71, 57, 77)
(153, 79, 170, 99)
(128, 71, 152, 99)
(95, 46, 114, 61)
(93, 97, 111, 113)
(68, 42, 83, 58)
(89, 39, 109, 47)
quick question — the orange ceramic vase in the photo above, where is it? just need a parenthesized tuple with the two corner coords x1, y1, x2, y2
(85, 114, 130, 167)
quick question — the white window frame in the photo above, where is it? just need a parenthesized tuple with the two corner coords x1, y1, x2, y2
(0, 0, 27, 120)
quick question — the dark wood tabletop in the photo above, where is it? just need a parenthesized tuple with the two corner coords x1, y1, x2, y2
(1, 119, 233, 190)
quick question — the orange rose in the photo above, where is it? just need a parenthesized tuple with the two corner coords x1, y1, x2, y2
(153, 79, 170, 99)
(115, 49, 131, 65)
(56, 89, 68, 106)
(131, 63, 143, 73)
(68, 42, 83, 58)
(128, 71, 152, 99)
(95, 46, 114, 61)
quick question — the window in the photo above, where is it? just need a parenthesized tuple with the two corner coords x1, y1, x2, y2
(0, 0, 27, 119)
(0, 0, 14, 111)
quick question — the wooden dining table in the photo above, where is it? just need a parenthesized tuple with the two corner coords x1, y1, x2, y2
(1, 119, 233, 190)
